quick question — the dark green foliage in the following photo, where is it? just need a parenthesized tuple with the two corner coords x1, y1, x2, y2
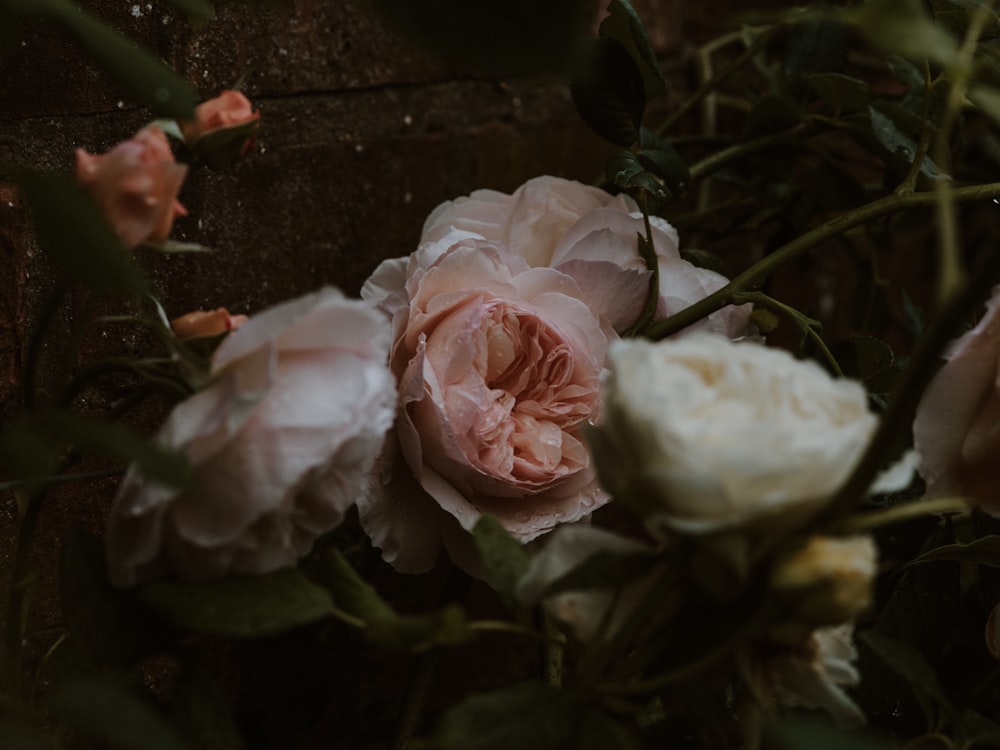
(19, 172, 146, 294)
(6, 0, 197, 118)
(571, 38, 646, 147)
(137, 568, 336, 637)
(472, 515, 529, 609)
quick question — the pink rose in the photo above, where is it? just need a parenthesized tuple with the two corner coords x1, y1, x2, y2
(170, 308, 248, 341)
(75, 125, 188, 249)
(360, 236, 612, 573)
(107, 287, 397, 585)
(914, 286, 1000, 514)
(181, 90, 260, 147)
(421, 175, 753, 336)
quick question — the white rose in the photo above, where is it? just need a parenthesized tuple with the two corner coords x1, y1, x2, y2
(107, 287, 397, 586)
(589, 334, 877, 535)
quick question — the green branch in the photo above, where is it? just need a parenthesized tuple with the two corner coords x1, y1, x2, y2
(645, 181, 1000, 340)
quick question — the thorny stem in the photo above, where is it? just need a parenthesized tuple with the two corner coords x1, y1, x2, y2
(644, 181, 1000, 340)
(818, 240, 1000, 527)
(22, 279, 70, 408)
(839, 498, 968, 534)
(731, 291, 842, 375)
(390, 565, 471, 750)
(657, 26, 779, 136)
(934, 6, 993, 306)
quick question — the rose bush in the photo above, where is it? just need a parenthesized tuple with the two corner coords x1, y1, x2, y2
(107, 287, 396, 585)
(181, 89, 260, 144)
(914, 286, 1000, 514)
(361, 234, 611, 572)
(588, 334, 877, 535)
(75, 125, 188, 249)
(421, 175, 753, 336)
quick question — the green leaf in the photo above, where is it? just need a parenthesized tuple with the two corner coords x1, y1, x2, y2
(19, 171, 147, 294)
(801, 72, 872, 115)
(473, 515, 529, 608)
(577, 712, 641, 750)
(842, 0, 959, 67)
(60, 531, 171, 669)
(638, 128, 690, 195)
(319, 549, 471, 650)
(18, 0, 196, 118)
(169, 667, 247, 750)
(909, 535, 1000, 568)
(185, 118, 260, 170)
(542, 550, 657, 598)
(762, 718, 889, 750)
(599, 0, 665, 100)
(136, 568, 335, 637)
(868, 105, 945, 179)
(0, 416, 59, 493)
(0, 717, 56, 750)
(929, 0, 1000, 41)
(605, 150, 669, 201)
(571, 37, 646, 147)
(160, 0, 215, 26)
(859, 629, 953, 719)
(50, 677, 191, 750)
(785, 18, 848, 76)
(427, 682, 582, 750)
(31, 411, 191, 490)
(367, 604, 472, 651)
(970, 85, 1000, 127)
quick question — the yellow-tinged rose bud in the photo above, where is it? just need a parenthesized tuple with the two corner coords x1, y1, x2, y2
(769, 535, 877, 633)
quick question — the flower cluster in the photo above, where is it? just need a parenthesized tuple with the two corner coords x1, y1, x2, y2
(74, 90, 258, 250)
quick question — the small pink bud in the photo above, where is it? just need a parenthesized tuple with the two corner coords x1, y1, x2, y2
(170, 308, 247, 341)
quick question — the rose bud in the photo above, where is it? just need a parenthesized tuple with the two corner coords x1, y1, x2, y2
(74, 125, 188, 249)
(769, 536, 877, 632)
(181, 90, 260, 156)
(170, 308, 248, 341)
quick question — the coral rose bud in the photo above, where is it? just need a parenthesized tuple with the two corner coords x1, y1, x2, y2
(181, 90, 260, 147)
(74, 125, 188, 249)
(170, 308, 248, 341)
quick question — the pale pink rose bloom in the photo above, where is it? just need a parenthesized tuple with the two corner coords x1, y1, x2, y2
(421, 175, 753, 336)
(914, 286, 1000, 515)
(361, 237, 611, 573)
(75, 125, 188, 249)
(170, 308, 248, 341)
(181, 90, 260, 144)
(107, 287, 397, 585)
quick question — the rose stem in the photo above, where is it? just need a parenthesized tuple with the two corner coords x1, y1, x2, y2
(643, 181, 1000, 341)
(819, 240, 1000, 528)
(390, 563, 471, 750)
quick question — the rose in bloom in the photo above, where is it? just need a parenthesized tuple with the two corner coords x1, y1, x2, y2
(180, 90, 260, 145)
(361, 235, 611, 572)
(75, 125, 188, 249)
(914, 286, 1000, 515)
(170, 308, 248, 341)
(107, 287, 397, 585)
(588, 334, 877, 535)
(421, 175, 752, 336)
